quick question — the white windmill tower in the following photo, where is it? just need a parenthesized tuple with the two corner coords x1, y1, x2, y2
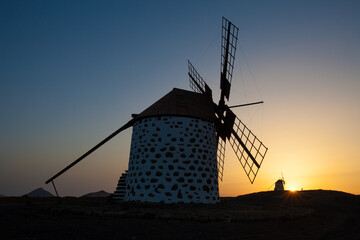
(45, 17, 268, 203)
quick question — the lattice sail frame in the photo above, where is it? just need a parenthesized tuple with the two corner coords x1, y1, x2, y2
(188, 60, 207, 94)
(221, 17, 239, 87)
(229, 116, 268, 183)
(216, 137, 226, 181)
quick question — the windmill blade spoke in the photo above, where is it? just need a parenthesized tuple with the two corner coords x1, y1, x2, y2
(229, 115, 268, 183)
(188, 60, 212, 96)
(216, 136, 226, 181)
(45, 119, 135, 184)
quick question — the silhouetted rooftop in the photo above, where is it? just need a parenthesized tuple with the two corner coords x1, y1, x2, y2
(135, 88, 216, 123)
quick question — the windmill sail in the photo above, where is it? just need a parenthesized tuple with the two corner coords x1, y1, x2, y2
(220, 17, 239, 102)
(188, 60, 212, 96)
(228, 114, 268, 183)
(216, 136, 226, 180)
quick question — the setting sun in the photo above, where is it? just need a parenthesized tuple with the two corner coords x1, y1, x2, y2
(290, 187, 296, 192)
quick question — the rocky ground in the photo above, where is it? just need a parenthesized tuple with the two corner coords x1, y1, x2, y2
(0, 190, 359, 239)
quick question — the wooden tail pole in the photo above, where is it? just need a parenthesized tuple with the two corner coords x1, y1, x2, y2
(45, 119, 134, 185)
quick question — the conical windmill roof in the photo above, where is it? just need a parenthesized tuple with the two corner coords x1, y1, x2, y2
(135, 88, 216, 123)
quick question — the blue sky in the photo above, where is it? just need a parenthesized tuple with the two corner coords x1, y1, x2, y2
(1, 0, 359, 196)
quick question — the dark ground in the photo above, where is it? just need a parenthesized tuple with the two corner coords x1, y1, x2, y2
(0, 190, 359, 240)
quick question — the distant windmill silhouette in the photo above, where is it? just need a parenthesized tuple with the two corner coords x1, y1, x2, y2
(45, 17, 268, 203)
(274, 173, 286, 191)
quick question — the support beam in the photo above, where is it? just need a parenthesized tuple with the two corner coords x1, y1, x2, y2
(51, 181, 59, 198)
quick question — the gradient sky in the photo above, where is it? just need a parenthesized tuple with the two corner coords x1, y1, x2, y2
(1, 0, 359, 197)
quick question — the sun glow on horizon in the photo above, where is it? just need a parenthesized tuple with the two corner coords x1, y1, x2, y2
(290, 187, 296, 192)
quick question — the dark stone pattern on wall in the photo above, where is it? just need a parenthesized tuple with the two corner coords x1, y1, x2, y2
(125, 116, 219, 203)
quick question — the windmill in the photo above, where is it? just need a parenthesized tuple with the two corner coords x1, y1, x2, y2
(274, 173, 286, 191)
(45, 17, 268, 203)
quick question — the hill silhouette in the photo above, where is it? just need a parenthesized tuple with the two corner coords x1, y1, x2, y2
(24, 188, 54, 197)
(81, 190, 111, 198)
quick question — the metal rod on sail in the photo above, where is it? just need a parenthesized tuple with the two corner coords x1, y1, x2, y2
(228, 101, 263, 108)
